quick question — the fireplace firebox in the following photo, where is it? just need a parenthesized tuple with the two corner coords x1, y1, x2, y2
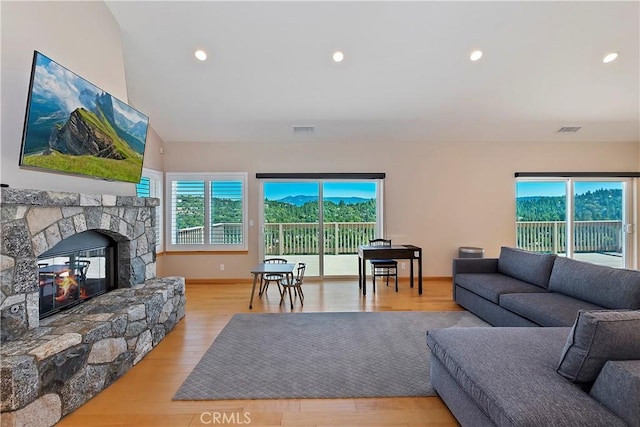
(37, 230, 116, 318)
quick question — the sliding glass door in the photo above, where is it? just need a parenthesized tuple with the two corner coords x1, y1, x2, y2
(260, 179, 382, 278)
(516, 178, 631, 268)
(516, 181, 567, 255)
(262, 182, 320, 276)
(322, 181, 379, 277)
(572, 181, 625, 268)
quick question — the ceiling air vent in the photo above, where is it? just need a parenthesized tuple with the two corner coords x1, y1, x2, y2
(293, 126, 315, 134)
(556, 126, 581, 133)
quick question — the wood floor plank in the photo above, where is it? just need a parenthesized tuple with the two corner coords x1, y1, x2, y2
(298, 399, 357, 412)
(56, 279, 461, 426)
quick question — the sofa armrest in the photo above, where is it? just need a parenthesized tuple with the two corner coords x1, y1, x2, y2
(590, 360, 640, 427)
(452, 258, 499, 276)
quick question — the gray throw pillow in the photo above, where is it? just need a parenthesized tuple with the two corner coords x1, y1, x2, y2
(557, 310, 640, 383)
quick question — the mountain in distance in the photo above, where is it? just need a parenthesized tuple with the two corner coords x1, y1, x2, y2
(25, 87, 146, 157)
(114, 111, 148, 146)
(273, 195, 371, 206)
(516, 196, 549, 201)
(48, 107, 130, 160)
(47, 91, 137, 161)
(98, 92, 147, 154)
(23, 92, 69, 153)
(78, 88, 98, 111)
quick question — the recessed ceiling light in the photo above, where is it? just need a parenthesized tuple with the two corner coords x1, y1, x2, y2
(332, 50, 344, 63)
(470, 50, 483, 61)
(194, 50, 208, 61)
(602, 52, 618, 64)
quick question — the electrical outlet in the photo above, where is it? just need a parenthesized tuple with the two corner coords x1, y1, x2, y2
(401, 262, 406, 270)
(220, 264, 225, 271)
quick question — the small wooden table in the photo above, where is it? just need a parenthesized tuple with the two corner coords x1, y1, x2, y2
(358, 245, 423, 296)
(248, 263, 297, 309)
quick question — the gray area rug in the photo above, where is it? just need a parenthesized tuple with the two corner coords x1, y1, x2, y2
(173, 311, 488, 400)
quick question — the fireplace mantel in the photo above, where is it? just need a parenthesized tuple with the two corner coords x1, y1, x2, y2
(1, 188, 159, 341)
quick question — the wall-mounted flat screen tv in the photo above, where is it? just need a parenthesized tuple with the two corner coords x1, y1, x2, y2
(19, 51, 149, 183)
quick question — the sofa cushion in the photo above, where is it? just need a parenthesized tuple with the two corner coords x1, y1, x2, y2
(500, 292, 604, 327)
(590, 360, 640, 427)
(549, 257, 640, 309)
(497, 247, 556, 289)
(557, 310, 640, 383)
(455, 273, 546, 304)
(455, 285, 540, 327)
(426, 327, 625, 426)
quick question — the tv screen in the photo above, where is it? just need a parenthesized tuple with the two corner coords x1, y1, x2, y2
(19, 51, 149, 183)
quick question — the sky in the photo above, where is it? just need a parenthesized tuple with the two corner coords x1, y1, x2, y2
(516, 181, 623, 198)
(264, 182, 377, 200)
(33, 52, 147, 124)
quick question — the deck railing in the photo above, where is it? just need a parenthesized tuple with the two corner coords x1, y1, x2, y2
(175, 226, 204, 244)
(264, 222, 376, 255)
(176, 220, 622, 254)
(175, 223, 243, 245)
(175, 222, 375, 251)
(516, 220, 622, 253)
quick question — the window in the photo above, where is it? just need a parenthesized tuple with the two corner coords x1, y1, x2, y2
(136, 168, 163, 253)
(166, 173, 248, 251)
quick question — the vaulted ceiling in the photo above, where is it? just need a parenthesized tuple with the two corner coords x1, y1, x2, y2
(106, 1, 639, 145)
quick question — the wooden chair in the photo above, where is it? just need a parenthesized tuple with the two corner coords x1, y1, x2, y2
(280, 262, 306, 309)
(369, 238, 398, 292)
(259, 258, 288, 297)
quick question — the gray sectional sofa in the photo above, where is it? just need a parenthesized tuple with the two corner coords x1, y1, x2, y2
(426, 247, 640, 427)
(452, 247, 640, 327)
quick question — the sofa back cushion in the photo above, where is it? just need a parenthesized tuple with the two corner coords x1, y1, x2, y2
(549, 257, 640, 309)
(557, 310, 640, 383)
(497, 247, 556, 289)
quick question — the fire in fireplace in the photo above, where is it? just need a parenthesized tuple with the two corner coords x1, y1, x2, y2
(37, 230, 116, 318)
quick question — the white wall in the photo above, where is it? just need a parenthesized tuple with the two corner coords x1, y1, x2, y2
(0, 1, 162, 196)
(161, 139, 639, 278)
(2, 2, 635, 278)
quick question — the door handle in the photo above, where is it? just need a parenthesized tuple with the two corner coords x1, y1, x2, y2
(624, 224, 634, 234)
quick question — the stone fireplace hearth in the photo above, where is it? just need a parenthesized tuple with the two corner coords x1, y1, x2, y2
(0, 188, 186, 427)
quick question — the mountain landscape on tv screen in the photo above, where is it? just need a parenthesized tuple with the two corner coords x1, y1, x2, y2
(20, 52, 149, 183)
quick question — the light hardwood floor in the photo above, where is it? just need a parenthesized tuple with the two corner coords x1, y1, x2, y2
(57, 278, 463, 427)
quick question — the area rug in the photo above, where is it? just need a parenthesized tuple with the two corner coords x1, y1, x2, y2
(173, 311, 489, 400)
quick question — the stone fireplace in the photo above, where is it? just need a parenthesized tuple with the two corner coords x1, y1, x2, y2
(1, 188, 157, 340)
(0, 188, 186, 426)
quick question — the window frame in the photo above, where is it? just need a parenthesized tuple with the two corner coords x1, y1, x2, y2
(257, 177, 384, 278)
(515, 176, 634, 269)
(165, 172, 248, 252)
(137, 168, 164, 253)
